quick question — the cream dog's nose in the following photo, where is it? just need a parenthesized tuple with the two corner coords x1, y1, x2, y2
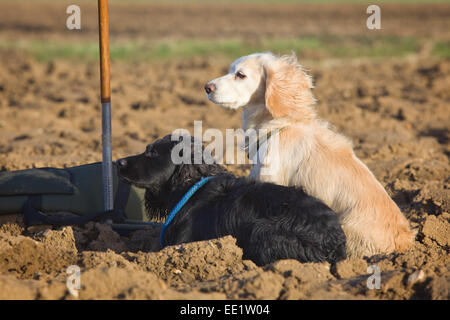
(204, 83, 216, 94)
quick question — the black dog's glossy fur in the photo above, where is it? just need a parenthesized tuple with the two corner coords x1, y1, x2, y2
(117, 134, 346, 266)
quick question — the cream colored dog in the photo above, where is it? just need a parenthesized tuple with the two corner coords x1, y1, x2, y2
(205, 52, 415, 257)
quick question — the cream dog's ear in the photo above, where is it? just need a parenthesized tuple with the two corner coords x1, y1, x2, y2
(264, 54, 316, 119)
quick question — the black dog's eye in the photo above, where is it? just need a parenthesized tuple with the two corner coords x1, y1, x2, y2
(235, 71, 246, 79)
(145, 147, 158, 157)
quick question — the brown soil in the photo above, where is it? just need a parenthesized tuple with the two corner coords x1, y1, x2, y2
(0, 2, 449, 41)
(0, 1, 449, 300)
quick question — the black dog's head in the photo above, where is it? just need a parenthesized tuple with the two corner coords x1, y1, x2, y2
(117, 134, 229, 220)
(117, 135, 180, 189)
(117, 133, 229, 193)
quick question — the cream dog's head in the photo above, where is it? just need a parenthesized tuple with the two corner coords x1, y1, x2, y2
(205, 52, 316, 120)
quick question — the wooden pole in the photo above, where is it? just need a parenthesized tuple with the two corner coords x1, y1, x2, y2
(98, 0, 113, 211)
(98, 0, 111, 104)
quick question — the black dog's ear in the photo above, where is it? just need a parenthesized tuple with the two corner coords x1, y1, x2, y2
(171, 163, 199, 184)
(167, 132, 230, 186)
(169, 162, 229, 187)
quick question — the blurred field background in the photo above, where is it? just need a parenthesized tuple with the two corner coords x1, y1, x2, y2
(0, 0, 449, 300)
(1, 0, 449, 62)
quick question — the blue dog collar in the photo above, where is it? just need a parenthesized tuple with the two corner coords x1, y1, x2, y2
(160, 176, 214, 248)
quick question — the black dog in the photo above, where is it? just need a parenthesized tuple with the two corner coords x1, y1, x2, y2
(117, 134, 346, 266)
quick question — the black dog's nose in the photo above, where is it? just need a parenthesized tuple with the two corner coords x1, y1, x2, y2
(204, 83, 216, 94)
(117, 158, 127, 168)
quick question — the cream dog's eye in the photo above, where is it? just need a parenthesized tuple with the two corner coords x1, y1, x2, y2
(235, 71, 246, 79)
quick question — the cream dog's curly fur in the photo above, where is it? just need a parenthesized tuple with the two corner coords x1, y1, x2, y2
(205, 52, 415, 257)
